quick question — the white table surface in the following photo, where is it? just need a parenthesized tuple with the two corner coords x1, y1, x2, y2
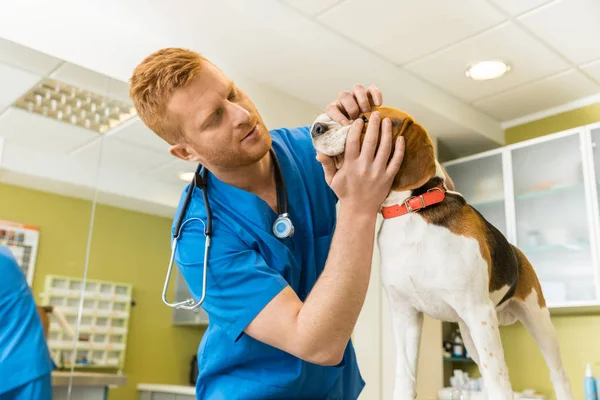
(137, 384, 196, 395)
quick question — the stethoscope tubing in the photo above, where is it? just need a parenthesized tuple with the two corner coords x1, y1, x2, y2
(162, 150, 291, 310)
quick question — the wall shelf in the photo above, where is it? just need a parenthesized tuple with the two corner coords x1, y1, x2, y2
(443, 357, 475, 364)
(41, 275, 132, 369)
(470, 198, 504, 208)
(515, 182, 585, 201)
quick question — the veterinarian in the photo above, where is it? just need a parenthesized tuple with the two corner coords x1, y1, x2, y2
(129, 47, 405, 399)
(0, 244, 54, 399)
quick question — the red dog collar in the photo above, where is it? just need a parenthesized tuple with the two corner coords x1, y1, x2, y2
(381, 184, 446, 219)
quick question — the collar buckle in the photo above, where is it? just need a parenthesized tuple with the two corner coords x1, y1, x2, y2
(404, 194, 426, 213)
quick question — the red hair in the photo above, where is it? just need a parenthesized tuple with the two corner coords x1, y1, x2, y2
(129, 48, 206, 144)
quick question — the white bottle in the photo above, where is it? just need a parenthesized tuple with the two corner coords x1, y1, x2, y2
(453, 330, 464, 358)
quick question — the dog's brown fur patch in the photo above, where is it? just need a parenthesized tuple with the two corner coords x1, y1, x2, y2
(414, 178, 520, 300)
(356, 107, 437, 192)
(512, 247, 547, 308)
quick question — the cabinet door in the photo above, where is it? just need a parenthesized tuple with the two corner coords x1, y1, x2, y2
(445, 153, 508, 238)
(511, 132, 596, 306)
(591, 126, 600, 220)
(173, 268, 209, 325)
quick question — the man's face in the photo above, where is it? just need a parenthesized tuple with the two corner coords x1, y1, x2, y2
(167, 62, 271, 169)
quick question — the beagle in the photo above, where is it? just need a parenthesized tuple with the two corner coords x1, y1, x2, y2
(310, 107, 573, 400)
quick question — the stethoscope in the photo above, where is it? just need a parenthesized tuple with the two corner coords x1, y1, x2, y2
(162, 149, 294, 310)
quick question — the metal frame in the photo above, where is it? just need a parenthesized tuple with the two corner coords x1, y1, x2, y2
(505, 126, 582, 150)
(502, 149, 517, 245)
(581, 125, 600, 305)
(442, 146, 504, 167)
(444, 122, 600, 310)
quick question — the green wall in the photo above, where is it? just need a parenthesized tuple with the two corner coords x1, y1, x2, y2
(505, 102, 600, 145)
(501, 102, 600, 399)
(0, 182, 204, 400)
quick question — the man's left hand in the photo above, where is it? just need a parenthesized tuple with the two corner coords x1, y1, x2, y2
(325, 84, 383, 126)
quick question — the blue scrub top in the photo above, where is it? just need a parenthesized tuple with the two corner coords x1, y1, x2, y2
(0, 245, 54, 394)
(173, 126, 365, 399)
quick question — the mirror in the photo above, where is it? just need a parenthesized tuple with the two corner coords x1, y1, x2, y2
(0, 37, 108, 398)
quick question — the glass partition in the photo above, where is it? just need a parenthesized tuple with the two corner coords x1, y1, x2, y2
(0, 38, 104, 397)
(444, 152, 508, 238)
(78, 63, 206, 400)
(511, 132, 596, 305)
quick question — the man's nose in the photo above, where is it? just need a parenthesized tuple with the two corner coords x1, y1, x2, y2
(311, 123, 328, 138)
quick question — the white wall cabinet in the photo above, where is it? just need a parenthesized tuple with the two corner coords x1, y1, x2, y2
(172, 268, 209, 326)
(443, 122, 600, 310)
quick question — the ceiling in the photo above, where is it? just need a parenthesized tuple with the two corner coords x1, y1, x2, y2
(0, 0, 599, 217)
(0, 38, 322, 217)
(282, 0, 600, 121)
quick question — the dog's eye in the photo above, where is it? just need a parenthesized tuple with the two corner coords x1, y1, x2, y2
(360, 115, 369, 123)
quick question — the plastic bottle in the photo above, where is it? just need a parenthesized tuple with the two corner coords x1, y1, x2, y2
(453, 329, 464, 358)
(584, 363, 597, 400)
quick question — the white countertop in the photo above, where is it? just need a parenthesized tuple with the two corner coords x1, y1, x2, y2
(138, 384, 196, 395)
(52, 371, 127, 387)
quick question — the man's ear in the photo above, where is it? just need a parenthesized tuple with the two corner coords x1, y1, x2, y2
(169, 144, 200, 162)
(392, 120, 436, 191)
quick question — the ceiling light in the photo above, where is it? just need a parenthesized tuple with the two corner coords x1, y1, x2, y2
(13, 79, 137, 134)
(179, 172, 195, 182)
(465, 60, 511, 81)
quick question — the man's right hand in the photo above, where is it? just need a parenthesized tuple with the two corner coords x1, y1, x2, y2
(320, 112, 405, 216)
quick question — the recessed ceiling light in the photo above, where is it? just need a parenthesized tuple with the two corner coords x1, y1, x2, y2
(465, 60, 511, 81)
(179, 172, 195, 182)
(13, 78, 137, 134)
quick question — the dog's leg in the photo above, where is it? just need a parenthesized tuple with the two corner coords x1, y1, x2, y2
(511, 293, 573, 400)
(462, 301, 512, 400)
(389, 304, 423, 400)
(458, 320, 480, 366)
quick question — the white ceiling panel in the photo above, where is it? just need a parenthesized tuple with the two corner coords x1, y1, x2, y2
(318, 0, 506, 65)
(1, 141, 105, 191)
(0, 62, 42, 110)
(51, 63, 132, 104)
(280, 0, 343, 16)
(74, 136, 173, 176)
(0, 37, 63, 76)
(486, 0, 553, 16)
(581, 60, 600, 84)
(108, 118, 170, 153)
(404, 22, 570, 102)
(518, 0, 600, 65)
(0, 107, 98, 152)
(145, 158, 197, 186)
(473, 69, 600, 120)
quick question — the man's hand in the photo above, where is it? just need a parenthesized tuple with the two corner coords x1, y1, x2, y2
(325, 84, 383, 125)
(324, 113, 404, 215)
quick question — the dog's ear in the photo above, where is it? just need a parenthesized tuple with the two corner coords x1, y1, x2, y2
(391, 119, 436, 191)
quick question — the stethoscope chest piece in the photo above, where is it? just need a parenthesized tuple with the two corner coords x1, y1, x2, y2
(273, 213, 294, 239)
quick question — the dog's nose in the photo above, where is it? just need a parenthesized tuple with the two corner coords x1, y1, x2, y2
(311, 122, 328, 138)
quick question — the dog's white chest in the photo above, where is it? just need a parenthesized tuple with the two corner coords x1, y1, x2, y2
(377, 214, 487, 322)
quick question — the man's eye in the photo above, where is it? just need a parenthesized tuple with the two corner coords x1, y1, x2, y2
(228, 89, 238, 101)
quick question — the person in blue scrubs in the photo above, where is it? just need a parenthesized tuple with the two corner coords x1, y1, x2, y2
(0, 245, 54, 399)
(130, 48, 405, 399)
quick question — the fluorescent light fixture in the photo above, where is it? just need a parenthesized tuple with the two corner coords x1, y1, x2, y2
(14, 79, 137, 134)
(465, 60, 511, 81)
(179, 172, 195, 182)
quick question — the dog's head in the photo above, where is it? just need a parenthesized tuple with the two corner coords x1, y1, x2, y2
(310, 106, 437, 191)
